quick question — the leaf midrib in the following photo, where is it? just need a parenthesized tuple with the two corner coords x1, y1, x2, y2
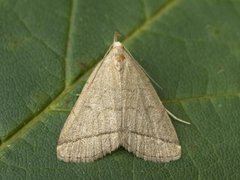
(64, 0, 76, 87)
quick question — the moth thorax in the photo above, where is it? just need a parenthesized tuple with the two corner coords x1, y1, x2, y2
(113, 51, 126, 71)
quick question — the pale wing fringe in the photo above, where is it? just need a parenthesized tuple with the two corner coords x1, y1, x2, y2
(57, 133, 119, 162)
(123, 132, 181, 162)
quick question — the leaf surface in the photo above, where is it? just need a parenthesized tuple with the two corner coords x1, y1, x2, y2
(0, 0, 240, 179)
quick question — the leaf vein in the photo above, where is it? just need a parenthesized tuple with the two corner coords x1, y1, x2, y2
(64, 0, 77, 87)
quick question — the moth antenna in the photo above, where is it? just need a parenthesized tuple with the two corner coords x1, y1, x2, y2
(123, 46, 163, 90)
(123, 44, 189, 125)
(165, 109, 190, 125)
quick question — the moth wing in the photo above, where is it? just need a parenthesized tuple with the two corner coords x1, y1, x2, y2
(121, 53, 181, 162)
(57, 57, 121, 162)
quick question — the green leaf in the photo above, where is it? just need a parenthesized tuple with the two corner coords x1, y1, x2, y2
(1, 0, 240, 179)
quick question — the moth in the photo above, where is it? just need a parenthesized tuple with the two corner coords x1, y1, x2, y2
(57, 33, 189, 163)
